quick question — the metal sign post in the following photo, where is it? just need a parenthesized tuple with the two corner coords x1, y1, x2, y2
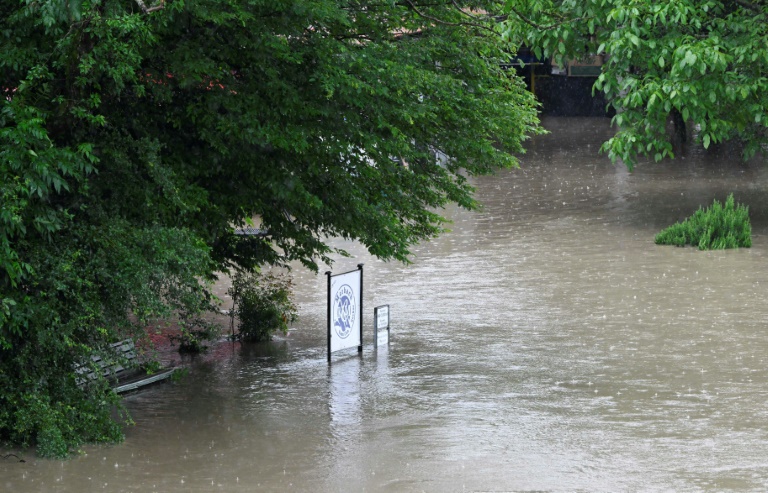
(358, 263, 363, 354)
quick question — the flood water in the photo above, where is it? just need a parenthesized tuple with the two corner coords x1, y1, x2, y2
(5, 117, 768, 492)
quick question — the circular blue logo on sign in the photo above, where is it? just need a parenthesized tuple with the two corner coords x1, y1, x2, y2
(333, 284, 356, 339)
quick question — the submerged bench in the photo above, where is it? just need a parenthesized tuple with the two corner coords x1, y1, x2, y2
(76, 339, 174, 394)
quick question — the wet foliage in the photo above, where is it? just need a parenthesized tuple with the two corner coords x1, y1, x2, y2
(505, 0, 768, 168)
(1, 0, 539, 455)
(228, 272, 297, 343)
(655, 194, 752, 249)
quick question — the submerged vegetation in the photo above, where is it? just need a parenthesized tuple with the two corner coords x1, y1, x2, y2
(655, 194, 752, 250)
(228, 272, 298, 343)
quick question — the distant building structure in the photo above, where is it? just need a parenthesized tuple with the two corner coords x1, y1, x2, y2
(505, 47, 612, 117)
(234, 227, 265, 236)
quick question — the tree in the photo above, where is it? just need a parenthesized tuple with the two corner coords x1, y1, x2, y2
(504, 0, 768, 168)
(1, 0, 539, 455)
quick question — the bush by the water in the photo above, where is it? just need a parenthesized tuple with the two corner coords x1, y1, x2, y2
(655, 194, 751, 249)
(227, 271, 298, 343)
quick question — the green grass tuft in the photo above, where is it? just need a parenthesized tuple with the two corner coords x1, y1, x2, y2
(655, 194, 752, 250)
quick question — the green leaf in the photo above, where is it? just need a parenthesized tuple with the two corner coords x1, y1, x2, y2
(685, 51, 697, 66)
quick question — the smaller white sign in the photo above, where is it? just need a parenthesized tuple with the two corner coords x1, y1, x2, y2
(376, 329, 389, 347)
(376, 306, 389, 330)
(374, 305, 390, 348)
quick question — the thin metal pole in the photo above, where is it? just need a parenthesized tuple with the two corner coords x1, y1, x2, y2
(326, 271, 332, 364)
(357, 263, 364, 354)
(373, 306, 378, 349)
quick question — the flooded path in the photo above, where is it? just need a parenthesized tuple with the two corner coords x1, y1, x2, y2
(5, 117, 768, 491)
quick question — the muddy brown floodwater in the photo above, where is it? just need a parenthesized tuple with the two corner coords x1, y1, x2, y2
(4, 117, 768, 492)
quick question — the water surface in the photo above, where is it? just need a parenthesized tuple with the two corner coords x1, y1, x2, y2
(4, 117, 768, 492)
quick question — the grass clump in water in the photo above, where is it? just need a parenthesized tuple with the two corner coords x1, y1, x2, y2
(655, 194, 751, 250)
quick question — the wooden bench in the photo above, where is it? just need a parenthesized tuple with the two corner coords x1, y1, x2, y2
(75, 339, 174, 393)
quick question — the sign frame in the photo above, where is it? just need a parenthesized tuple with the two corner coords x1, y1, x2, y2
(374, 305, 390, 348)
(326, 264, 364, 362)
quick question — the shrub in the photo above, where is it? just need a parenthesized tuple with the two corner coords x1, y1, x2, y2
(169, 319, 220, 354)
(655, 194, 752, 250)
(228, 271, 298, 343)
(167, 304, 221, 354)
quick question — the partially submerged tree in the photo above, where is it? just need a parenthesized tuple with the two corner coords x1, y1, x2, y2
(504, 0, 768, 168)
(1, 0, 539, 455)
(228, 271, 298, 343)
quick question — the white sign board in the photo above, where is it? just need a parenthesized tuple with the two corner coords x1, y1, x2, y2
(374, 305, 389, 348)
(329, 269, 362, 354)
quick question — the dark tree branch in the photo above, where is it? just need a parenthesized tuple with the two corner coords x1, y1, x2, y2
(1, 454, 25, 463)
(134, 0, 164, 14)
(451, 1, 499, 23)
(733, 0, 762, 12)
(400, 0, 499, 34)
(505, 5, 591, 31)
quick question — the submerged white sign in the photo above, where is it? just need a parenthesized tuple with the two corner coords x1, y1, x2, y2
(329, 269, 362, 354)
(375, 305, 389, 348)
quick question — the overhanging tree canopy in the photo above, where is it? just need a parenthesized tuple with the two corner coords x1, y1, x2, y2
(504, 0, 768, 168)
(1, 0, 539, 455)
